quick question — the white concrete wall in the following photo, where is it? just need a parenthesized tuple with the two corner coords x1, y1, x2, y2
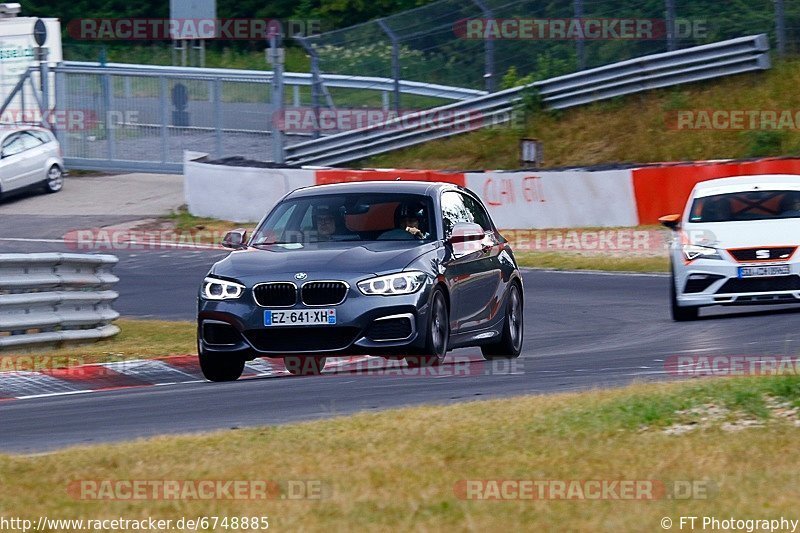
(184, 152, 640, 227)
(465, 170, 639, 228)
(183, 152, 315, 222)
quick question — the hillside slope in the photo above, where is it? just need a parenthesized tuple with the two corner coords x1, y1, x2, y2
(363, 60, 800, 170)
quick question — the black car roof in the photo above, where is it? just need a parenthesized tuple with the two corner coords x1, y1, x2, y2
(286, 180, 461, 198)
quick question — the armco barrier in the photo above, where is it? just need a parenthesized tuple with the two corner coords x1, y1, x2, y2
(184, 153, 800, 228)
(284, 35, 771, 167)
(0, 253, 120, 349)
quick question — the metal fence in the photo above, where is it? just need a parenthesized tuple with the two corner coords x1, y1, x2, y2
(285, 35, 771, 167)
(301, 0, 798, 97)
(46, 62, 484, 173)
(0, 253, 120, 349)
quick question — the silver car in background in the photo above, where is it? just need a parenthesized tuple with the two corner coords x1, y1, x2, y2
(0, 126, 64, 197)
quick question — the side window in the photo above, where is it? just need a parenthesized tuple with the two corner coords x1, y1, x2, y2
(2, 134, 24, 157)
(462, 194, 492, 231)
(441, 191, 472, 237)
(270, 203, 296, 239)
(19, 132, 43, 150)
(28, 130, 51, 143)
(299, 204, 314, 232)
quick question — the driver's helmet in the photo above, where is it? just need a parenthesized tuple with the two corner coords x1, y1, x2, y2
(395, 201, 427, 229)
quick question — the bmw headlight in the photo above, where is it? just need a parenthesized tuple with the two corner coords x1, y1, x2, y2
(682, 244, 722, 261)
(358, 271, 428, 296)
(202, 277, 245, 300)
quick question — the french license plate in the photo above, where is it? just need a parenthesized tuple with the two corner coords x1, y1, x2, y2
(738, 265, 791, 278)
(264, 309, 336, 326)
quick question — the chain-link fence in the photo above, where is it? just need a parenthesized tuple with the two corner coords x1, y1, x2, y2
(301, 0, 799, 96)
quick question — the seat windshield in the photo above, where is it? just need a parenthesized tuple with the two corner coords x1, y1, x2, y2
(250, 193, 437, 245)
(688, 190, 800, 223)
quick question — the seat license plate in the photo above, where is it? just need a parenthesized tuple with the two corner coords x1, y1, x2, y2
(738, 265, 791, 278)
(264, 309, 336, 326)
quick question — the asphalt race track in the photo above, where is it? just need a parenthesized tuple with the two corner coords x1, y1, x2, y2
(3, 229, 800, 452)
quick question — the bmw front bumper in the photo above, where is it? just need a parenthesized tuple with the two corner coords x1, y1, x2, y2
(197, 279, 435, 358)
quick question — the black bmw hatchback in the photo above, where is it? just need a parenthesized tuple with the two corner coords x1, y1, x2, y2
(197, 181, 524, 381)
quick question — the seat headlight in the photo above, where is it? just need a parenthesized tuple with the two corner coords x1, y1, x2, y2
(358, 271, 428, 296)
(682, 244, 722, 261)
(202, 277, 245, 300)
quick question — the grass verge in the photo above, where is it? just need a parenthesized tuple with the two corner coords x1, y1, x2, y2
(516, 252, 669, 273)
(0, 319, 195, 366)
(166, 207, 253, 238)
(2, 376, 800, 530)
(363, 59, 800, 170)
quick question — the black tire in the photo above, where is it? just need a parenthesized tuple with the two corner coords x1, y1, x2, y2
(670, 267, 699, 321)
(285, 356, 327, 376)
(43, 165, 64, 193)
(481, 283, 523, 360)
(198, 346, 245, 382)
(406, 287, 449, 368)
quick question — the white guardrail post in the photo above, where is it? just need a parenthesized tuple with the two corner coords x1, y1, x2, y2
(0, 253, 120, 349)
(284, 34, 771, 167)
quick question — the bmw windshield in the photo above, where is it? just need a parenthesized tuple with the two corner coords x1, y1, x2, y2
(688, 190, 800, 223)
(250, 193, 437, 245)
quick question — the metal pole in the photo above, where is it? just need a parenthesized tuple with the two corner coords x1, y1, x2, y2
(213, 78, 222, 158)
(103, 73, 115, 160)
(298, 37, 321, 140)
(377, 19, 401, 113)
(775, 0, 786, 57)
(39, 49, 49, 119)
(471, 0, 495, 91)
(574, 0, 586, 70)
(54, 70, 66, 150)
(269, 30, 285, 164)
(159, 76, 168, 164)
(665, 0, 677, 52)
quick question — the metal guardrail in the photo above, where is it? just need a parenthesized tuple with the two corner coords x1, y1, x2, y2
(61, 62, 488, 101)
(285, 35, 771, 167)
(0, 253, 120, 349)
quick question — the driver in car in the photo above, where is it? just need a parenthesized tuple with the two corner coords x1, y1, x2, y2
(379, 202, 430, 240)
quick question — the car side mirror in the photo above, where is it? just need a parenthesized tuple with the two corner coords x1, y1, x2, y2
(448, 222, 487, 257)
(449, 222, 485, 244)
(659, 214, 681, 231)
(221, 229, 247, 249)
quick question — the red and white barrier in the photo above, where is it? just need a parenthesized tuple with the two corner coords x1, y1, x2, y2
(183, 153, 800, 227)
